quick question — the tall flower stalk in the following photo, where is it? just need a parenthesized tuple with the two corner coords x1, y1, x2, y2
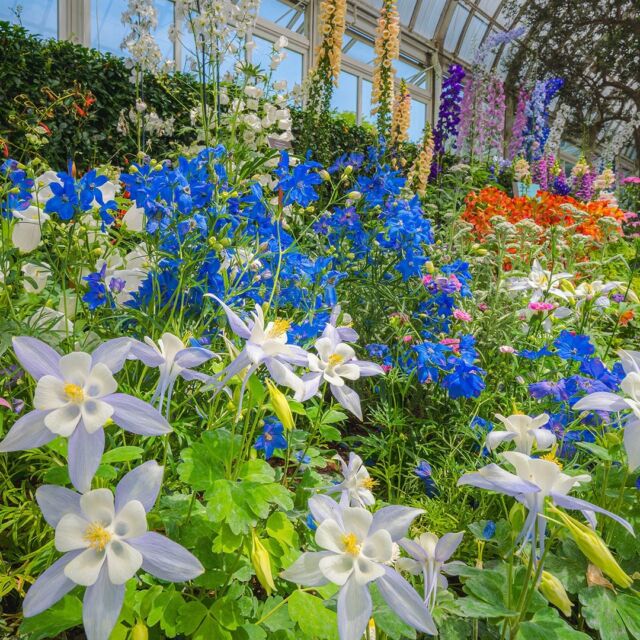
(508, 88, 529, 161)
(390, 80, 411, 149)
(372, 0, 400, 139)
(407, 123, 433, 197)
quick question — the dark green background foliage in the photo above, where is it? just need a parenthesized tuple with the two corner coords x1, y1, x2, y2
(0, 21, 197, 168)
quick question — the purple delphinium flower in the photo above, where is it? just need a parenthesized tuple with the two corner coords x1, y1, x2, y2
(23, 462, 203, 640)
(508, 88, 529, 161)
(431, 64, 465, 179)
(0, 337, 170, 492)
(254, 417, 287, 460)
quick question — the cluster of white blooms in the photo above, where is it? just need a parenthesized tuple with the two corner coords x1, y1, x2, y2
(545, 104, 571, 156)
(121, 0, 171, 75)
(176, 0, 260, 71)
(117, 100, 175, 138)
(600, 114, 640, 167)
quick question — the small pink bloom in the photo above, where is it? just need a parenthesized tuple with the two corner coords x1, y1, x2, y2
(440, 337, 461, 354)
(453, 309, 472, 322)
(402, 334, 413, 343)
(422, 274, 433, 286)
(528, 301, 555, 312)
(477, 303, 488, 312)
(499, 345, 516, 354)
(382, 364, 393, 373)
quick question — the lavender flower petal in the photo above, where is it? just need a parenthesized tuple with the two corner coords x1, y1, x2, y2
(36, 485, 81, 526)
(23, 550, 81, 617)
(12, 336, 61, 380)
(83, 564, 125, 640)
(107, 393, 171, 435)
(115, 461, 163, 513)
(68, 426, 105, 493)
(0, 410, 54, 452)
(337, 578, 372, 640)
(127, 532, 204, 581)
(91, 338, 133, 374)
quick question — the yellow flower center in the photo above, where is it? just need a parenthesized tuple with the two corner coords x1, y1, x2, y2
(541, 450, 563, 469)
(84, 522, 112, 551)
(360, 477, 377, 490)
(267, 318, 291, 338)
(64, 383, 85, 404)
(328, 353, 345, 366)
(342, 532, 361, 556)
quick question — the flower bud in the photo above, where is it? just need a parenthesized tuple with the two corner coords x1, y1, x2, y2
(251, 529, 276, 595)
(319, 169, 331, 181)
(266, 380, 294, 431)
(559, 279, 575, 294)
(425, 261, 435, 274)
(347, 191, 362, 201)
(551, 507, 632, 588)
(132, 622, 149, 640)
(343, 165, 353, 176)
(539, 571, 573, 617)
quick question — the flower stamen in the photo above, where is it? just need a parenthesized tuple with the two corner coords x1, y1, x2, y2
(328, 353, 345, 366)
(64, 383, 85, 403)
(84, 522, 112, 551)
(342, 532, 361, 555)
(267, 318, 291, 338)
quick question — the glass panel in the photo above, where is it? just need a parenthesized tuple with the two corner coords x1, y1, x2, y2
(458, 14, 488, 62)
(331, 70, 358, 116)
(443, 3, 469, 53)
(92, 0, 174, 60)
(252, 35, 303, 88)
(0, 0, 57, 39)
(396, 57, 428, 90)
(397, 0, 417, 25)
(413, 0, 447, 40)
(361, 79, 373, 123)
(478, 0, 501, 16)
(363, 0, 383, 9)
(343, 33, 375, 66)
(409, 98, 426, 142)
(258, 0, 306, 35)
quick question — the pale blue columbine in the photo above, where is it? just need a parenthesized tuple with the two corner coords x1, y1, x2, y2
(457, 451, 634, 560)
(206, 296, 309, 416)
(298, 324, 384, 420)
(281, 495, 436, 640)
(397, 531, 464, 610)
(573, 349, 640, 470)
(23, 461, 203, 640)
(0, 337, 170, 492)
(326, 452, 376, 508)
(126, 333, 215, 417)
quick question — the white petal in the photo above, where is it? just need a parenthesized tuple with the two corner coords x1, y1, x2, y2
(531, 428, 556, 451)
(59, 352, 92, 386)
(55, 513, 91, 552)
(84, 363, 117, 398)
(341, 507, 373, 540)
(112, 500, 147, 539)
(334, 363, 360, 381)
(65, 548, 107, 586)
(281, 551, 332, 587)
(624, 419, 640, 471)
(12, 220, 43, 253)
(485, 431, 516, 451)
(319, 553, 354, 585)
(81, 489, 115, 525)
(80, 399, 114, 433)
(44, 404, 81, 437)
(34, 375, 68, 410)
(361, 529, 393, 563)
(106, 540, 143, 584)
(316, 519, 347, 553)
(315, 337, 333, 361)
(122, 204, 145, 232)
(352, 556, 386, 584)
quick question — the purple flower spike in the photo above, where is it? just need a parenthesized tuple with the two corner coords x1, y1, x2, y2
(23, 461, 203, 640)
(0, 337, 171, 492)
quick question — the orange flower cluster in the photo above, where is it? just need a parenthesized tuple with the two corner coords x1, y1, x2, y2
(462, 187, 625, 241)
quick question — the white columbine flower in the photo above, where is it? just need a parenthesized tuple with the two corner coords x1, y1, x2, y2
(485, 413, 556, 455)
(282, 495, 435, 640)
(397, 531, 464, 609)
(505, 259, 573, 302)
(298, 325, 383, 420)
(326, 452, 376, 508)
(22, 262, 51, 293)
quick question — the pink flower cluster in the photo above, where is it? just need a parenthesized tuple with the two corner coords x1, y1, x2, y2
(528, 301, 555, 312)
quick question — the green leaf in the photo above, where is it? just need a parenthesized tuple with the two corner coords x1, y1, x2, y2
(102, 446, 144, 463)
(19, 595, 82, 639)
(266, 511, 297, 547)
(371, 583, 416, 639)
(177, 601, 209, 635)
(575, 442, 612, 460)
(319, 424, 342, 441)
(321, 409, 348, 424)
(516, 607, 591, 639)
(579, 587, 628, 640)
(453, 597, 518, 619)
(288, 590, 339, 640)
(617, 595, 640, 639)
